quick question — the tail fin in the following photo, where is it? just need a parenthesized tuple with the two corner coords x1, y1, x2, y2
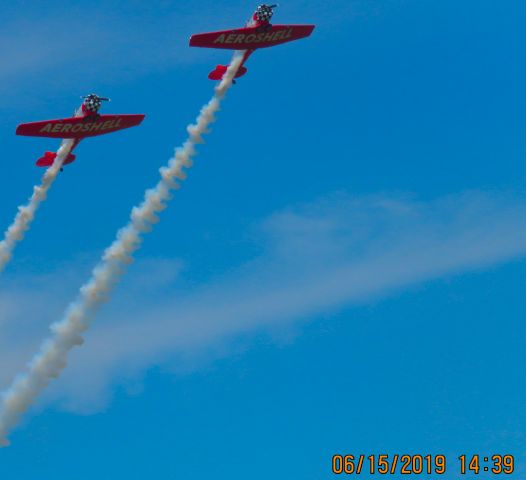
(208, 64, 248, 81)
(36, 151, 76, 167)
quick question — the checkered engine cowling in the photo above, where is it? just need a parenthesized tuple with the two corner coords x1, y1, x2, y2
(255, 5, 274, 22)
(83, 94, 102, 113)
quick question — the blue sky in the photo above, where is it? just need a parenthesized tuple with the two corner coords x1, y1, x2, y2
(1, 0, 526, 478)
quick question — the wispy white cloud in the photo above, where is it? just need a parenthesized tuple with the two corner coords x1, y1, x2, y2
(0, 0, 355, 101)
(1, 190, 526, 414)
(0, 57, 242, 444)
(0, 15, 183, 87)
(0, 4, 227, 100)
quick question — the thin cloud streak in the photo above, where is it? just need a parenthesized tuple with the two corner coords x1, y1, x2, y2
(1, 190, 526, 415)
(0, 54, 243, 446)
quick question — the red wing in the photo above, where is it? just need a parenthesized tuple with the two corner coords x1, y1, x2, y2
(189, 24, 315, 50)
(16, 114, 145, 139)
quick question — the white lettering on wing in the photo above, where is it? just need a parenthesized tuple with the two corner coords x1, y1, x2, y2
(214, 34, 226, 44)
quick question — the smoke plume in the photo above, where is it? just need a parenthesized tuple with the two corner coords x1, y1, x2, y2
(0, 139, 74, 273)
(0, 54, 243, 446)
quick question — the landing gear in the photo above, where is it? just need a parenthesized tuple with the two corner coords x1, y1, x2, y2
(81, 113, 101, 122)
(255, 23, 273, 33)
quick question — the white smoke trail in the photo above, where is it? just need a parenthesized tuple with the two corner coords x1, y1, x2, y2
(0, 54, 243, 446)
(0, 139, 74, 273)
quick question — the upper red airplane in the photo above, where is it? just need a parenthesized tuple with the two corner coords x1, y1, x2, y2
(16, 94, 145, 169)
(189, 4, 315, 81)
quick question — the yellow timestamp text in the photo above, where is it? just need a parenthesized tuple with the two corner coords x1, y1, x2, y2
(332, 454, 515, 475)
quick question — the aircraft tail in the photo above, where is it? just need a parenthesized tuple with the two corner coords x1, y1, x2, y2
(208, 64, 248, 81)
(36, 151, 76, 167)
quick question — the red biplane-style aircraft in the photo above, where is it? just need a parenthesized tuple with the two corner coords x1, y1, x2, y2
(16, 94, 145, 169)
(189, 4, 315, 81)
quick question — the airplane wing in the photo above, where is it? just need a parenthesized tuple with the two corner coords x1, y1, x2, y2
(189, 24, 315, 50)
(16, 114, 145, 139)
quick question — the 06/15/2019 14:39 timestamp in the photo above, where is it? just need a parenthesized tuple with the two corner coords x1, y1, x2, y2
(332, 454, 515, 475)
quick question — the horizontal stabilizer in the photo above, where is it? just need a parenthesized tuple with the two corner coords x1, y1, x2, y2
(36, 151, 76, 167)
(190, 24, 315, 50)
(17, 114, 145, 139)
(208, 64, 248, 81)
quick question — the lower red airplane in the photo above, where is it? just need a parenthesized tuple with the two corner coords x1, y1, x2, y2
(189, 4, 315, 81)
(16, 94, 145, 169)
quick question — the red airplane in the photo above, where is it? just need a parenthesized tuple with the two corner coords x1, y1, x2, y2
(16, 94, 145, 169)
(189, 4, 315, 81)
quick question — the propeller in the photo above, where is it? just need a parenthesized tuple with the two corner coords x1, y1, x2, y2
(80, 94, 111, 102)
(255, 4, 278, 21)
